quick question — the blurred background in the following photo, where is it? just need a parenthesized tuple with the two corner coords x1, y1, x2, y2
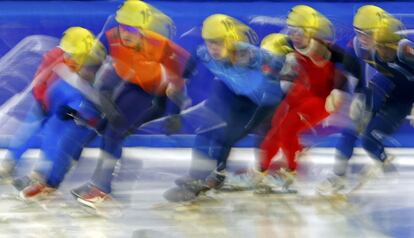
(0, 1, 414, 238)
(0, 0, 414, 149)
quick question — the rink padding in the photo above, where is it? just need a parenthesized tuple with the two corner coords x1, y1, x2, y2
(1, 133, 413, 148)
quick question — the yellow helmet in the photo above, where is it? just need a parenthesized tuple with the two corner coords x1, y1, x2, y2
(286, 5, 320, 36)
(60, 27, 95, 56)
(315, 15, 335, 42)
(374, 16, 405, 45)
(286, 5, 334, 41)
(202, 14, 258, 49)
(146, 13, 176, 39)
(115, 0, 176, 38)
(82, 41, 107, 66)
(260, 33, 293, 56)
(60, 27, 106, 67)
(353, 5, 389, 32)
(287, 5, 319, 28)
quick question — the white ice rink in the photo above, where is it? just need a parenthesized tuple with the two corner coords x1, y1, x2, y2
(1, 147, 414, 238)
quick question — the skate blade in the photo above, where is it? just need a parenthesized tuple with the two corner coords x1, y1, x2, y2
(152, 199, 202, 211)
(76, 197, 122, 218)
(76, 197, 98, 209)
(76, 199, 110, 218)
(314, 192, 349, 204)
(316, 189, 348, 199)
(254, 187, 297, 195)
(344, 182, 367, 196)
(0, 177, 12, 185)
(345, 174, 375, 195)
(163, 187, 198, 203)
(316, 185, 346, 196)
(270, 189, 298, 194)
(18, 189, 58, 203)
(216, 185, 252, 192)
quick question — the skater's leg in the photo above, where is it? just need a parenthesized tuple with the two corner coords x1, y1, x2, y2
(74, 82, 155, 202)
(317, 128, 358, 195)
(279, 97, 329, 171)
(45, 120, 97, 188)
(333, 128, 359, 176)
(1, 102, 45, 178)
(361, 100, 411, 162)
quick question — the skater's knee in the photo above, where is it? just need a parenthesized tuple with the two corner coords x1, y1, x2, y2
(361, 135, 384, 159)
(360, 137, 373, 152)
(361, 129, 381, 150)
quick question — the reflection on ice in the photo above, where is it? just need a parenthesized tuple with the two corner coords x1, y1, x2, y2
(0, 148, 412, 238)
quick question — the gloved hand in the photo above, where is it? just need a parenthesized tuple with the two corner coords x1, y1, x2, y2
(56, 105, 103, 132)
(166, 84, 192, 111)
(410, 106, 414, 127)
(57, 105, 79, 121)
(349, 93, 372, 133)
(349, 93, 367, 121)
(325, 89, 346, 113)
(180, 98, 192, 111)
(164, 114, 182, 135)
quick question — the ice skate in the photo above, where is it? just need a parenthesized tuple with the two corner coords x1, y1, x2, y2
(255, 168, 297, 194)
(19, 182, 56, 201)
(165, 170, 225, 202)
(316, 174, 346, 196)
(71, 183, 113, 210)
(220, 169, 265, 191)
(12, 171, 44, 192)
(349, 156, 397, 194)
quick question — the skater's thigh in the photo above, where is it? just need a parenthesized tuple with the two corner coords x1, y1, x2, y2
(296, 97, 329, 125)
(279, 97, 328, 134)
(111, 83, 155, 131)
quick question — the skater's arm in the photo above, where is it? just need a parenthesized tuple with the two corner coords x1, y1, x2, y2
(398, 39, 414, 72)
(329, 43, 361, 91)
(159, 40, 193, 110)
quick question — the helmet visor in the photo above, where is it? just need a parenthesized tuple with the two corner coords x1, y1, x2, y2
(119, 24, 143, 36)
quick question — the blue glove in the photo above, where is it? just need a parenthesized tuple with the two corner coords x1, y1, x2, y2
(57, 105, 79, 121)
(164, 114, 182, 135)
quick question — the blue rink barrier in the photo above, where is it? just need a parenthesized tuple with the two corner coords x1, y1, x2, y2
(1, 131, 413, 148)
(0, 1, 414, 148)
(122, 134, 414, 148)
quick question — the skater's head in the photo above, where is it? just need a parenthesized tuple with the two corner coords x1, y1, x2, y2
(117, 24, 145, 49)
(353, 5, 389, 49)
(374, 16, 405, 62)
(60, 27, 104, 72)
(201, 14, 258, 63)
(286, 5, 334, 49)
(260, 33, 293, 56)
(260, 33, 292, 77)
(115, 1, 175, 48)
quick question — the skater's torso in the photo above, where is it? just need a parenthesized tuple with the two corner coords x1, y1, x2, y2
(283, 39, 336, 103)
(106, 28, 189, 96)
(32, 47, 74, 110)
(352, 36, 414, 100)
(371, 39, 414, 101)
(197, 43, 284, 106)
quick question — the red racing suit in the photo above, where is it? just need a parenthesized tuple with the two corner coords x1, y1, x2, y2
(260, 39, 345, 171)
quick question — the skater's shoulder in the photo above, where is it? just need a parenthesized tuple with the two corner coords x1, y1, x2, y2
(196, 45, 211, 63)
(397, 39, 414, 65)
(352, 37, 374, 62)
(42, 47, 64, 62)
